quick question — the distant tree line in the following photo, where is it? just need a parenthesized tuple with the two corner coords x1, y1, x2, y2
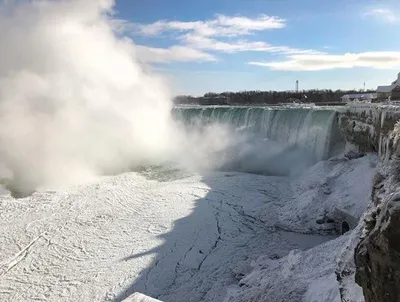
(173, 89, 376, 106)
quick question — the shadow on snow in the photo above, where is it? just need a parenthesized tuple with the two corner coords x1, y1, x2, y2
(112, 172, 333, 302)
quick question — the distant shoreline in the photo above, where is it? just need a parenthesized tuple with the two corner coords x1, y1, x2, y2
(174, 102, 347, 107)
(173, 89, 375, 107)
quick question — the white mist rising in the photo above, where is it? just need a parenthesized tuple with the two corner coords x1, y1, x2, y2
(0, 0, 179, 192)
(0, 0, 317, 195)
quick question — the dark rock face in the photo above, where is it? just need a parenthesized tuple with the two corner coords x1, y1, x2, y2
(355, 191, 400, 302)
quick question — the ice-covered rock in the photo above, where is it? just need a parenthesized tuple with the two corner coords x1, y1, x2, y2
(355, 173, 400, 301)
(354, 120, 400, 302)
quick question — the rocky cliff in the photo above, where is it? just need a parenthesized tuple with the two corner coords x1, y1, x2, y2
(338, 104, 400, 158)
(354, 121, 400, 302)
(337, 105, 400, 302)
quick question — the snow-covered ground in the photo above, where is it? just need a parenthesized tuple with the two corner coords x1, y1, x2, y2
(0, 155, 377, 302)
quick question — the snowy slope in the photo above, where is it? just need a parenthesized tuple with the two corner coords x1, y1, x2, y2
(257, 155, 377, 233)
(224, 236, 348, 302)
(0, 155, 376, 302)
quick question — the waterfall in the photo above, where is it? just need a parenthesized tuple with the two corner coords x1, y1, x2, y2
(173, 106, 343, 162)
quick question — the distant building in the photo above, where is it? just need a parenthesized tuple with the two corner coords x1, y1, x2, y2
(341, 93, 377, 103)
(377, 73, 400, 101)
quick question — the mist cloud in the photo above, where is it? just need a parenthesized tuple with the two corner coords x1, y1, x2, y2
(0, 0, 177, 192)
(0, 0, 316, 195)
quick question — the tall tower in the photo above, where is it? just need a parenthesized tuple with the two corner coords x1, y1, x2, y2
(363, 82, 366, 92)
(295, 80, 299, 93)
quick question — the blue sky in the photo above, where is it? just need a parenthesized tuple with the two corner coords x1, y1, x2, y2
(114, 0, 400, 95)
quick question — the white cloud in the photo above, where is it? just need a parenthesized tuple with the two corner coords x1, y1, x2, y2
(114, 10, 400, 67)
(119, 14, 320, 63)
(364, 8, 397, 22)
(135, 45, 217, 63)
(181, 34, 320, 54)
(131, 14, 286, 37)
(248, 51, 400, 71)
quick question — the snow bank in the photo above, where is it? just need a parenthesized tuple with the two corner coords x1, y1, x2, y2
(225, 236, 347, 302)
